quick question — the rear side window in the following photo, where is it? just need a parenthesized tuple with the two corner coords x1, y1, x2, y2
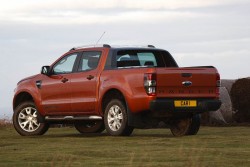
(78, 51, 101, 71)
(116, 50, 177, 68)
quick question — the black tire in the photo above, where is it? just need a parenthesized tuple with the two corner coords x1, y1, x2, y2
(104, 99, 134, 136)
(74, 121, 105, 133)
(13, 101, 49, 136)
(170, 117, 191, 137)
(187, 114, 201, 135)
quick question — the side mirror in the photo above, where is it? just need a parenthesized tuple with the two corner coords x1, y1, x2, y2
(41, 66, 50, 76)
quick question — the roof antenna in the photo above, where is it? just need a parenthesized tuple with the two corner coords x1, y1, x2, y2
(95, 31, 106, 46)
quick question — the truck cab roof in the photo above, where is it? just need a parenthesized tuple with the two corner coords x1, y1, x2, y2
(69, 44, 161, 51)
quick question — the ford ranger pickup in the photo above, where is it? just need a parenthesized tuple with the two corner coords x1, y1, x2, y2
(13, 44, 221, 136)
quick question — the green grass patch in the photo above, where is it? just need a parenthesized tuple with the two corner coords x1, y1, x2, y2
(0, 126, 250, 167)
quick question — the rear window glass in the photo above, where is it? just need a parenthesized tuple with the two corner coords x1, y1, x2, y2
(115, 50, 177, 68)
(137, 52, 157, 66)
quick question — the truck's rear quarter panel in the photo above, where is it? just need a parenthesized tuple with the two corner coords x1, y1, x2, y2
(100, 68, 156, 113)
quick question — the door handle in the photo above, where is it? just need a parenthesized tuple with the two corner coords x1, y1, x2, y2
(61, 78, 69, 83)
(87, 75, 94, 80)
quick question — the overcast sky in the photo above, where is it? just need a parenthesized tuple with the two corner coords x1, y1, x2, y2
(0, 0, 249, 118)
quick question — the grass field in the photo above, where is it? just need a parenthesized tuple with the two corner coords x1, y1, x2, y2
(0, 125, 250, 167)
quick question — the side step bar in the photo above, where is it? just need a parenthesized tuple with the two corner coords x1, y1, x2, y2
(45, 115, 102, 121)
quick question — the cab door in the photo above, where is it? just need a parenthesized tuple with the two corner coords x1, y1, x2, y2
(70, 51, 102, 115)
(40, 53, 79, 115)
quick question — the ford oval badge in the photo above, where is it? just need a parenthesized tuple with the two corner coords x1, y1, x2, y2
(182, 81, 192, 87)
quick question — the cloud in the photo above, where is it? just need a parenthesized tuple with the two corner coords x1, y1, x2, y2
(0, 10, 208, 25)
(1, 0, 249, 25)
(2, 0, 249, 11)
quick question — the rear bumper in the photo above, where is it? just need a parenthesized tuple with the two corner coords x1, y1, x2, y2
(150, 99, 221, 113)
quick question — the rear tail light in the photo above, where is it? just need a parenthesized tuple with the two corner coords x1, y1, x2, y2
(216, 73, 220, 97)
(144, 73, 156, 96)
(216, 73, 221, 87)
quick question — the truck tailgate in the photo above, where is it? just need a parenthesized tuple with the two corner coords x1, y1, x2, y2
(156, 67, 219, 98)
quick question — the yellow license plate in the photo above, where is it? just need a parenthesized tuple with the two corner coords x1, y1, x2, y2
(174, 100, 197, 107)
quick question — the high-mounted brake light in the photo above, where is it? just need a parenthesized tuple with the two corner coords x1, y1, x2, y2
(144, 73, 156, 96)
(216, 73, 220, 97)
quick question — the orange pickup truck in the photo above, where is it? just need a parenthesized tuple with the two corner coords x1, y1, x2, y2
(13, 44, 221, 136)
